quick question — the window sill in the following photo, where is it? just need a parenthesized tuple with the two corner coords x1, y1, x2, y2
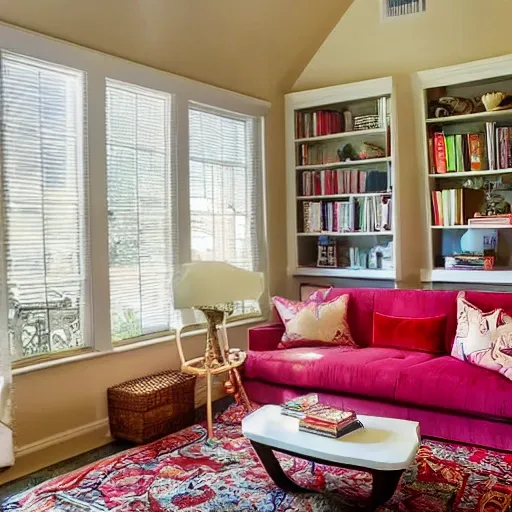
(12, 316, 265, 376)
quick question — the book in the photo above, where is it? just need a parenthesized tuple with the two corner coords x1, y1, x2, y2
(281, 394, 318, 419)
(299, 419, 364, 439)
(455, 134, 465, 172)
(446, 135, 456, 172)
(469, 214, 512, 226)
(434, 133, 447, 173)
(468, 133, 483, 171)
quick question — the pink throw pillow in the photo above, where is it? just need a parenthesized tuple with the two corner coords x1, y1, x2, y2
(272, 294, 355, 349)
(451, 291, 512, 381)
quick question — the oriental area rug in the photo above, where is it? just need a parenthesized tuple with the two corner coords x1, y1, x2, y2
(2, 405, 512, 511)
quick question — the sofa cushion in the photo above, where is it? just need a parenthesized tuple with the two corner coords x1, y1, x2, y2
(372, 312, 446, 353)
(325, 288, 458, 350)
(244, 346, 437, 401)
(395, 356, 512, 420)
(373, 289, 458, 353)
(324, 288, 376, 347)
(272, 294, 355, 349)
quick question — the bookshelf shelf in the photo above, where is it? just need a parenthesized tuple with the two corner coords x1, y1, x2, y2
(286, 77, 397, 281)
(426, 109, 512, 125)
(297, 192, 391, 200)
(295, 267, 395, 280)
(297, 231, 393, 237)
(294, 127, 386, 143)
(422, 268, 512, 284)
(429, 169, 512, 179)
(418, 55, 512, 284)
(296, 157, 391, 171)
(431, 225, 512, 230)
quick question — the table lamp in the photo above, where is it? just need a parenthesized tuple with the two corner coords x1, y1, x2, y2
(173, 261, 264, 437)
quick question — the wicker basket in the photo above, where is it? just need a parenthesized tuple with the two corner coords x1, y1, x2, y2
(108, 370, 196, 444)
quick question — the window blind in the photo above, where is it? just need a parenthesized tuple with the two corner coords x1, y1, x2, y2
(1, 52, 87, 360)
(189, 104, 263, 317)
(106, 80, 177, 342)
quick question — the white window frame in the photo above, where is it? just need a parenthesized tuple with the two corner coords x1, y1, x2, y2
(0, 23, 270, 367)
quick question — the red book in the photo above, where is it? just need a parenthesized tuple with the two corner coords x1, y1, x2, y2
(431, 191, 440, 226)
(314, 171, 321, 195)
(434, 133, 447, 173)
(469, 134, 483, 171)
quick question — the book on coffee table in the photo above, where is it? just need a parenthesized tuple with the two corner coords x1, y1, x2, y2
(281, 394, 318, 419)
(299, 404, 364, 439)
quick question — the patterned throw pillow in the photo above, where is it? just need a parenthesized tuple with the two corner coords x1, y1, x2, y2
(272, 294, 355, 349)
(451, 291, 512, 381)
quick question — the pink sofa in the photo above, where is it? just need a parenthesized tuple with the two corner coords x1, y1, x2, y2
(244, 288, 512, 452)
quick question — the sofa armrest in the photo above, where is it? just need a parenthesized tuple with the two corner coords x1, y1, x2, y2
(248, 324, 284, 351)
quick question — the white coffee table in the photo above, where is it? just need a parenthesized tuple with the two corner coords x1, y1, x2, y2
(242, 405, 420, 510)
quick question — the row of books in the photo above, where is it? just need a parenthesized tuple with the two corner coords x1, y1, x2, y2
(301, 169, 389, 196)
(281, 394, 363, 439)
(432, 132, 483, 173)
(295, 110, 346, 139)
(297, 142, 339, 166)
(431, 124, 512, 174)
(431, 189, 483, 227)
(431, 189, 464, 226)
(303, 197, 392, 233)
(486, 124, 512, 170)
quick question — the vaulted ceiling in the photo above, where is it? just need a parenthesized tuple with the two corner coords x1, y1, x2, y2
(0, 0, 354, 99)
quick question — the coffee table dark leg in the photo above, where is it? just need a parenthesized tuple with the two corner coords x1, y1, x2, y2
(365, 469, 404, 511)
(251, 441, 404, 510)
(250, 441, 307, 493)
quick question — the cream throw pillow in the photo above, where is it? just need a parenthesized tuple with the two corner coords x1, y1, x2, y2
(273, 294, 355, 349)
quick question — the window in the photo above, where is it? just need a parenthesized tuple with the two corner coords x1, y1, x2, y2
(1, 52, 86, 360)
(189, 104, 263, 317)
(106, 80, 177, 342)
(0, 24, 268, 363)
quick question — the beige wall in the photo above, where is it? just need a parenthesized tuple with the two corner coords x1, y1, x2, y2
(0, 0, 355, 482)
(294, 0, 512, 286)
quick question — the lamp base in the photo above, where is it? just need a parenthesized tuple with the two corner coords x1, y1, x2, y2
(179, 305, 251, 438)
(196, 306, 232, 368)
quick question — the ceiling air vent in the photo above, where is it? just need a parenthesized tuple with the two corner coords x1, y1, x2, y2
(382, 0, 426, 18)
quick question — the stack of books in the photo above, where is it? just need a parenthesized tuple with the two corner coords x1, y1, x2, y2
(281, 395, 364, 439)
(444, 254, 495, 270)
(281, 394, 319, 419)
(299, 405, 363, 439)
(468, 214, 512, 227)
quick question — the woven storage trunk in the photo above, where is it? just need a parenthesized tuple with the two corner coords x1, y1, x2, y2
(108, 370, 196, 444)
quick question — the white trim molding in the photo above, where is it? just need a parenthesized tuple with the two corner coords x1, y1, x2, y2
(417, 53, 512, 90)
(15, 418, 110, 458)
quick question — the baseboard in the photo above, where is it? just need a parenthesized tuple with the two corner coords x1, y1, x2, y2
(16, 418, 110, 458)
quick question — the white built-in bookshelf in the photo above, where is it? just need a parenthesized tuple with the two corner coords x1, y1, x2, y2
(285, 78, 397, 281)
(417, 55, 512, 284)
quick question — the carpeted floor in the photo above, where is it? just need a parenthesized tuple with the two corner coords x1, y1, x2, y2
(2, 404, 512, 511)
